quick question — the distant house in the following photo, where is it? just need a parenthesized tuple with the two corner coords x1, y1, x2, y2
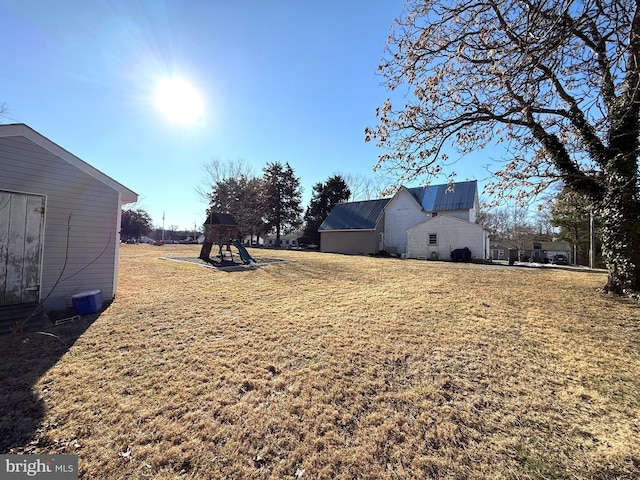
(242, 235, 264, 246)
(319, 180, 490, 260)
(490, 240, 573, 263)
(0, 124, 138, 313)
(530, 241, 572, 263)
(264, 232, 303, 248)
(319, 198, 390, 255)
(490, 242, 512, 261)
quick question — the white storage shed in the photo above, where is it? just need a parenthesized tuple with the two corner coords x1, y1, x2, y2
(0, 124, 137, 312)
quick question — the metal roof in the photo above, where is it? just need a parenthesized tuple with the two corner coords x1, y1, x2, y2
(319, 198, 390, 231)
(319, 181, 477, 232)
(406, 180, 477, 212)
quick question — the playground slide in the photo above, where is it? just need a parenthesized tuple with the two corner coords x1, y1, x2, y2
(232, 240, 256, 265)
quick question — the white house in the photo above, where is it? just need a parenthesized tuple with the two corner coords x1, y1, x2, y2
(0, 124, 138, 315)
(319, 180, 489, 260)
(264, 231, 303, 248)
(407, 215, 490, 261)
(383, 181, 480, 255)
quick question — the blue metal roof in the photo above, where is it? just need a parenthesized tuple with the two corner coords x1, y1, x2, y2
(319, 198, 390, 231)
(406, 180, 477, 212)
(319, 181, 476, 231)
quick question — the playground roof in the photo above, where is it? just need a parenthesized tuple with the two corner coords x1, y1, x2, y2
(206, 212, 237, 225)
(318, 198, 390, 231)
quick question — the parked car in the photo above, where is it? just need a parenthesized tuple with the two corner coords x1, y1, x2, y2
(551, 254, 568, 265)
(450, 247, 472, 262)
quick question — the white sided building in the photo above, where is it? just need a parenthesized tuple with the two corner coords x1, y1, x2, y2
(407, 214, 490, 261)
(320, 180, 490, 261)
(0, 124, 138, 313)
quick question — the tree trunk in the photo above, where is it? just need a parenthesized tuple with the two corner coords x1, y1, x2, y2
(597, 167, 640, 294)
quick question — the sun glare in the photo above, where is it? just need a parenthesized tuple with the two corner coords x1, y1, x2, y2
(155, 78, 204, 125)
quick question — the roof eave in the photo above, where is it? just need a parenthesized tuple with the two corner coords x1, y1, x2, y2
(0, 123, 139, 202)
(319, 228, 376, 233)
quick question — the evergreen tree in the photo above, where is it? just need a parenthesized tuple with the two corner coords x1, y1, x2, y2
(301, 175, 351, 247)
(206, 175, 266, 241)
(121, 208, 153, 240)
(241, 177, 268, 244)
(262, 162, 303, 246)
(551, 188, 602, 267)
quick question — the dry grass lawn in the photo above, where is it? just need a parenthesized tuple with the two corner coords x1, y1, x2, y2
(2, 244, 639, 479)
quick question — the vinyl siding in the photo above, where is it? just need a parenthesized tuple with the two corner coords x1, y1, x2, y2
(406, 215, 489, 260)
(320, 230, 379, 255)
(469, 195, 479, 223)
(0, 136, 120, 311)
(432, 208, 471, 221)
(383, 189, 428, 254)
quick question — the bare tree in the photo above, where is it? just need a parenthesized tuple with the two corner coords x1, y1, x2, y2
(206, 175, 267, 242)
(366, 0, 640, 294)
(532, 207, 556, 238)
(168, 225, 178, 241)
(482, 206, 537, 260)
(339, 172, 394, 201)
(194, 157, 254, 203)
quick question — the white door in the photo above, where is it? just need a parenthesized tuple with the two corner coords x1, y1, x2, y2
(0, 191, 45, 306)
(378, 232, 384, 251)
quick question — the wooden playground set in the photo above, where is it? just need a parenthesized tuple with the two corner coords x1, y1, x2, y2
(198, 213, 256, 266)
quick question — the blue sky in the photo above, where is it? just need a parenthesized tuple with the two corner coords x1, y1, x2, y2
(1, 0, 492, 231)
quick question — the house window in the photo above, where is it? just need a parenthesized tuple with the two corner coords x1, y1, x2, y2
(428, 234, 437, 245)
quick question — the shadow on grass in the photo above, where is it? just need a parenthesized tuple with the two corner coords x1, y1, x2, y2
(0, 310, 102, 453)
(494, 261, 609, 275)
(160, 256, 287, 273)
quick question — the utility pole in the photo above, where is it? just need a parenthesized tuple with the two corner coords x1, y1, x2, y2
(589, 210, 595, 269)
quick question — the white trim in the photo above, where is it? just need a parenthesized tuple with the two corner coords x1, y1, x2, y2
(113, 192, 123, 298)
(393, 186, 425, 210)
(38, 194, 47, 304)
(320, 228, 376, 233)
(407, 213, 492, 232)
(0, 189, 47, 304)
(0, 187, 49, 198)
